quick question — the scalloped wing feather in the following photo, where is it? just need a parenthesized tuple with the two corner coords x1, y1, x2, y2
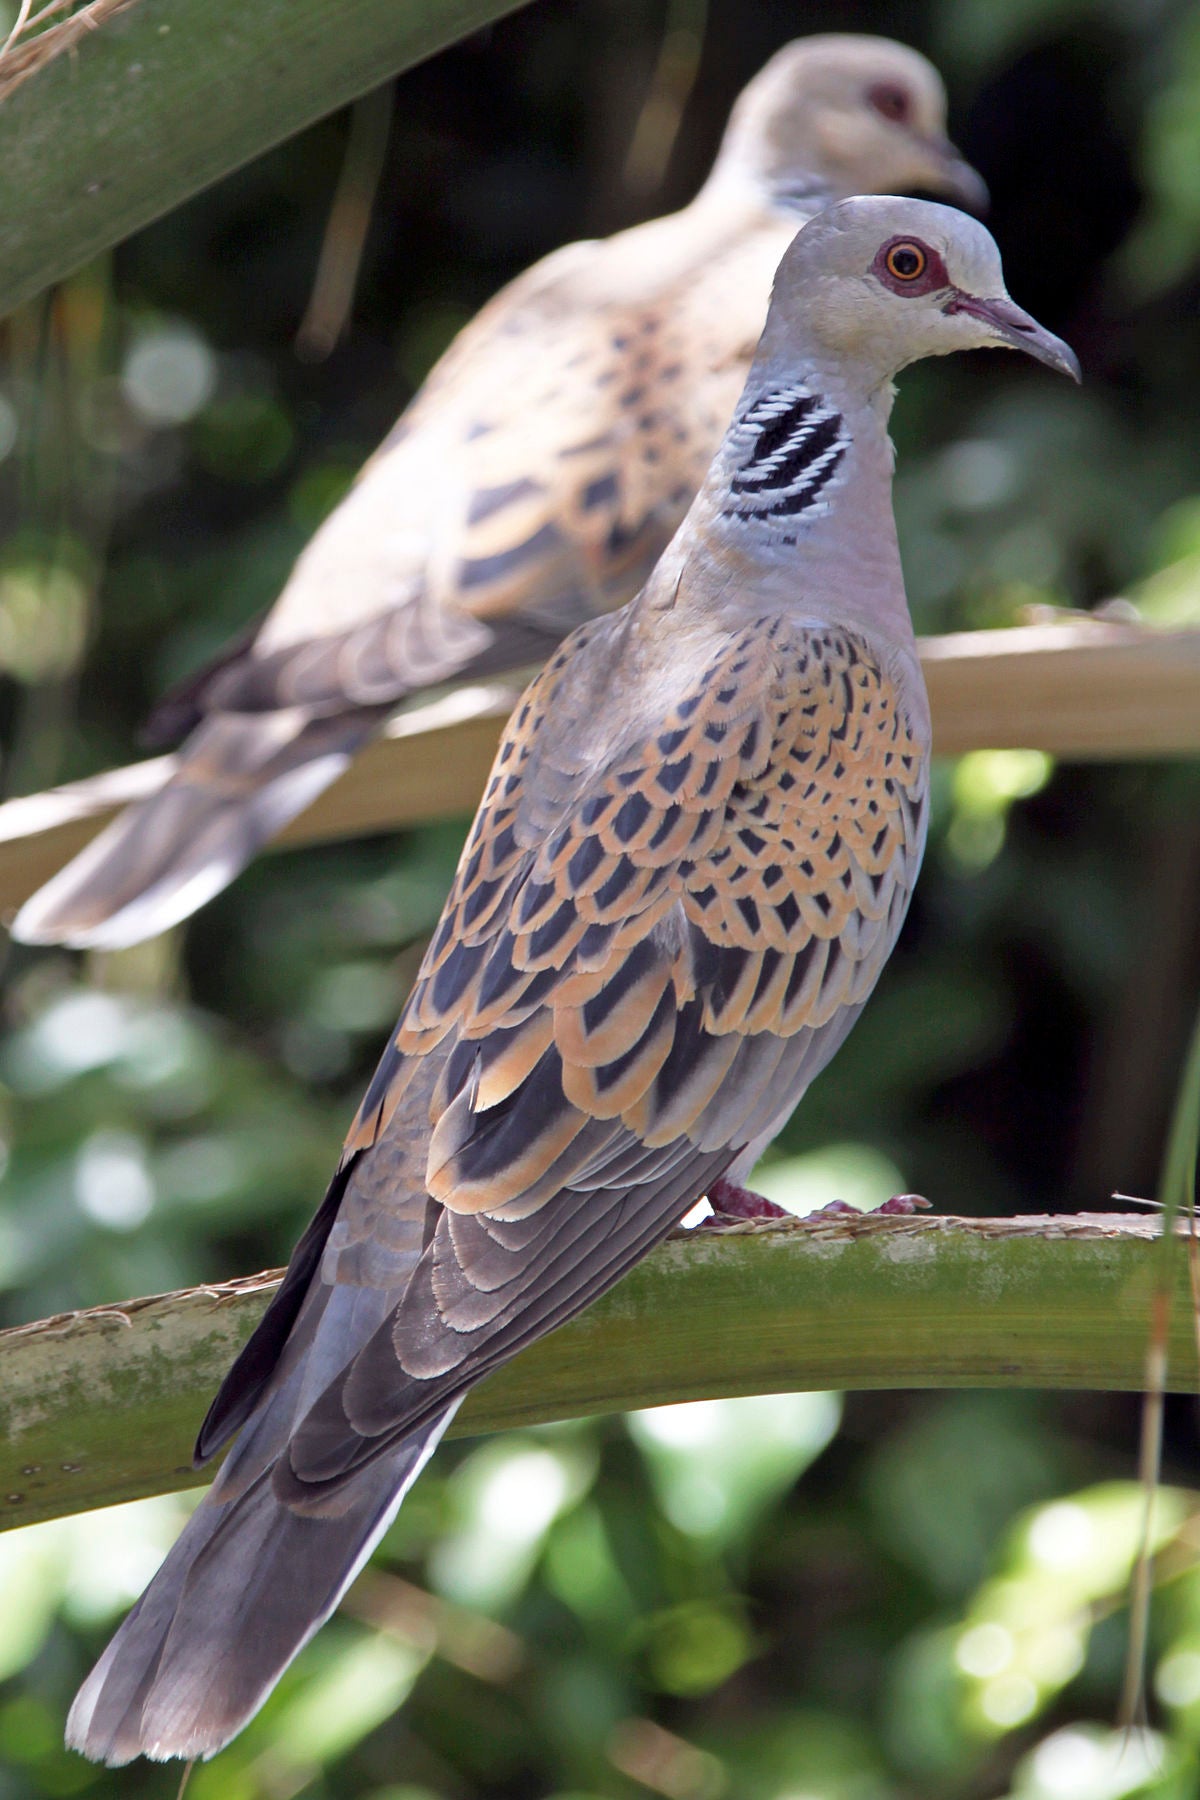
(394, 611, 926, 1164)
(297, 605, 928, 1490)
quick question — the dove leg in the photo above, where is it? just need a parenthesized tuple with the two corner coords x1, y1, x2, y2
(703, 1175, 791, 1222)
(808, 1194, 931, 1218)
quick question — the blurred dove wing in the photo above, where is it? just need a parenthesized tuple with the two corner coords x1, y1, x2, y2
(15, 205, 792, 951)
(245, 206, 792, 672)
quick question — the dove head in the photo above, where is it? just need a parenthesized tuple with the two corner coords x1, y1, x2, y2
(760, 196, 1081, 390)
(718, 35, 987, 215)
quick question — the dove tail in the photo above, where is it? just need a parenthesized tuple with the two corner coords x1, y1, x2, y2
(66, 1399, 458, 1766)
(11, 709, 387, 950)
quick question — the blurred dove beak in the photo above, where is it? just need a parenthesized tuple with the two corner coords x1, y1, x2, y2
(921, 137, 990, 216)
(946, 292, 1083, 382)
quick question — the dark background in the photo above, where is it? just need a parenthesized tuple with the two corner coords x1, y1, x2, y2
(0, 0, 1198, 1794)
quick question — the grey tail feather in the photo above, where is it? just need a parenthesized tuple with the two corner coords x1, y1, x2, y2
(11, 708, 389, 951)
(66, 1399, 459, 1766)
(140, 613, 270, 750)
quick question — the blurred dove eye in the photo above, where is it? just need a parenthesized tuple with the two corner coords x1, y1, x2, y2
(868, 82, 911, 123)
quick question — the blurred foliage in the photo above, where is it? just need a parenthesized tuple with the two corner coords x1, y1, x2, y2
(0, 0, 1197, 1793)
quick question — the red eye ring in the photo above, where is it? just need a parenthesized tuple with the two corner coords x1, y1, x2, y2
(885, 241, 927, 282)
(873, 236, 949, 295)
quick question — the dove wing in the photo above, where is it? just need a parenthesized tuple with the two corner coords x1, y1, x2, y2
(203, 604, 928, 1500)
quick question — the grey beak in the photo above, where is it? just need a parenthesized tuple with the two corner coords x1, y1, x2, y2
(946, 292, 1082, 382)
(921, 137, 990, 216)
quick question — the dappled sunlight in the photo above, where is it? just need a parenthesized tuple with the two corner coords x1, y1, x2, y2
(429, 1436, 595, 1612)
(629, 1395, 841, 1543)
(1003, 1725, 1184, 1800)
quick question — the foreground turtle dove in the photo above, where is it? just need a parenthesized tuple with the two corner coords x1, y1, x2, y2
(66, 196, 1079, 1765)
(13, 34, 986, 950)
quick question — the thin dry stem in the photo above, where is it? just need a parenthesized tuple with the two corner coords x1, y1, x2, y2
(1120, 1284, 1170, 1726)
(0, 0, 138, 106)
(295, 84, 392, 361)
(1121, 1004, 1200, 1727)
(0, 0, 36, 63)
(1187, 1202, 1200, 1397)
(623, 0, 707, 193)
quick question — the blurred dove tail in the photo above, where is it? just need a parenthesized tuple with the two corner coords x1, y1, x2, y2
(11, 708, 388, 951)
(65, 1400, 457, 1766)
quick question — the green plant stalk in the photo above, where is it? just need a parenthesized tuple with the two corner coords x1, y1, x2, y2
(0, 0, 530, 320)
(1121, 1003, 1200, 1724)
(0, 1213, 1193, 1532)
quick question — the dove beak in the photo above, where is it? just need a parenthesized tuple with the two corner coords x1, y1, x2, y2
(917, 137, 990, 216)
(945, 292, 1082, 382)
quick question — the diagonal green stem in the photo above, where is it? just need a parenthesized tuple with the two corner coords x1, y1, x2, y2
(0, 0, 530, 320)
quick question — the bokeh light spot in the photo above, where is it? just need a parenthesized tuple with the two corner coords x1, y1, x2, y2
(979, 1671, 1038, 1726)
(955, 1621, 1014, 1677)
(1028, 1501, 1093, 1569)
(122, 322, 217, 427)
(74, 1129, 155, 1230)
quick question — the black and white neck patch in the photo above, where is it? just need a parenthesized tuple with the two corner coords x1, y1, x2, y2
(724, 386, 849, 524)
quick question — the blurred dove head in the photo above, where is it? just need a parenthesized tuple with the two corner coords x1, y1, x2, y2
(763, 195, 1081, 387)
(719, 35, 988, 216)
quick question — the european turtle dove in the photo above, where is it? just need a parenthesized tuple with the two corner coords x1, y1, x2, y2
(66, 196, 1078, 1766)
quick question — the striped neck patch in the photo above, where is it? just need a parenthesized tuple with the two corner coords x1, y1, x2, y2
(724, 386, 849, 524)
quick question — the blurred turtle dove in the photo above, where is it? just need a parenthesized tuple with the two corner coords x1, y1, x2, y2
(13, 33, 986, 950)
(66, 195, 1078, 1765)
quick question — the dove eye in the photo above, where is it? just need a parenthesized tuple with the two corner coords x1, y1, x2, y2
(872, 237, 948, 295)
(886, 242, 927, 281)
(869, 82, 912, 124)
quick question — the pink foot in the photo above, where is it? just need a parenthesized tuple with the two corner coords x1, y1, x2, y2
(701, 1175, 791, 1225)
(808, 1193, 931, 1220)
(878, 1193, 931, 1216)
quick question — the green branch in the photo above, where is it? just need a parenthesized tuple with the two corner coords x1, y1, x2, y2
(0, 1213, 1193, 1531)
(0, 0, 529, 320)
